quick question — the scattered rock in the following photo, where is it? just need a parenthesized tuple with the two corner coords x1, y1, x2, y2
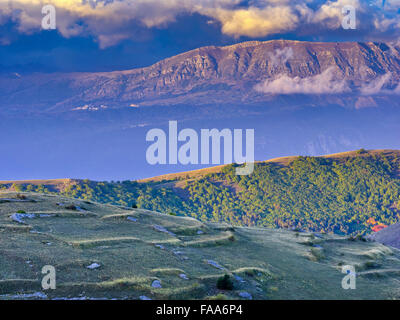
(151, 280, 162, 288)
(171, 250, 189, 260)
(30, 292, 48, 299)
(0, 292, 48, 299)
(153, 225, 176, 236)
(234, 274, 245, 282)
(87, 263, 101, 270)
(179, 274, 189, 280)
(238, 292, 252, 300)
(11, 213, 35, 224)
(206, 260, 225, 270)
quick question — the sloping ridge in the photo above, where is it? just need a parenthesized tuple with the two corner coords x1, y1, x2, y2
(369, 223, 400, 249)
(1, 149, 398, 187)
(0, 179, 80, 193)
(139, 149, 400, 183)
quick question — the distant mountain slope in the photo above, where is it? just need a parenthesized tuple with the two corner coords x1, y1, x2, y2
(0, 179, 78, 193)
(2, 191, 400, 300)
(3, 149, 400, 236)
(135, 149, 400, 235)
(2, 40, 400, 113)
(369, 222, 400, 249)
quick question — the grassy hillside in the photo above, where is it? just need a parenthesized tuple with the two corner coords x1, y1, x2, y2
(2, 149, 400, 236)
(2, 191, 400, 300)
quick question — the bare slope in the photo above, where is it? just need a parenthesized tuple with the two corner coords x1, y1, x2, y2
(0, 179, 79, 193)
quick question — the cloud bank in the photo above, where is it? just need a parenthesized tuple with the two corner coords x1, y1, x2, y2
(359, 72, 393, 95)
(1, 0, 400, 47)
(255, 67, 351, 95)
(255, 68, 400, 95)
(268, 47, 294, 67)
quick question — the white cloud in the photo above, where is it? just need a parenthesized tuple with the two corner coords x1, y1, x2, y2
(0, 0, 191, 46)
(1, 0, 400, 47)
(255, 67, 350, 95)
(204, 5, 300, 38)
(383, 0, 400, 10)
(255, 68, 400, 96)
(268, 47, 293, 67)
(374, 16, 400, 32)
(360, 73, 392, 95)
(313, 0, 361, 28)
(358, 72, 400, 95)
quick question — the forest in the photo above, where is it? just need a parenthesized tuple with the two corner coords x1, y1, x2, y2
(5, 151, 400, 236)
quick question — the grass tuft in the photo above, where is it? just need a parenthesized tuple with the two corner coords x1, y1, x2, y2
(150, 268, 186, 276)
(183, 232, 235, 247)
(69, 237, 140, 248)
(206, 293, 229, 300)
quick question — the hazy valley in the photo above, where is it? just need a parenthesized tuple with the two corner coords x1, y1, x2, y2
(1, 40, 400, 180)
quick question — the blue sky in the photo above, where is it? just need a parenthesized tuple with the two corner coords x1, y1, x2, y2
(0, 0, 399, 73)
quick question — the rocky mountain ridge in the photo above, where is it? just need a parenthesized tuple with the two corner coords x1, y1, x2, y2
(2, 40, 400, 113)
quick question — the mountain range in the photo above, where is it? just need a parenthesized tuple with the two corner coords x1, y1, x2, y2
(2, 40, 400, 114)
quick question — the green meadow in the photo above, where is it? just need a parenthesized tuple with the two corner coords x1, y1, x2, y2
(1, 192, 400, 300)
